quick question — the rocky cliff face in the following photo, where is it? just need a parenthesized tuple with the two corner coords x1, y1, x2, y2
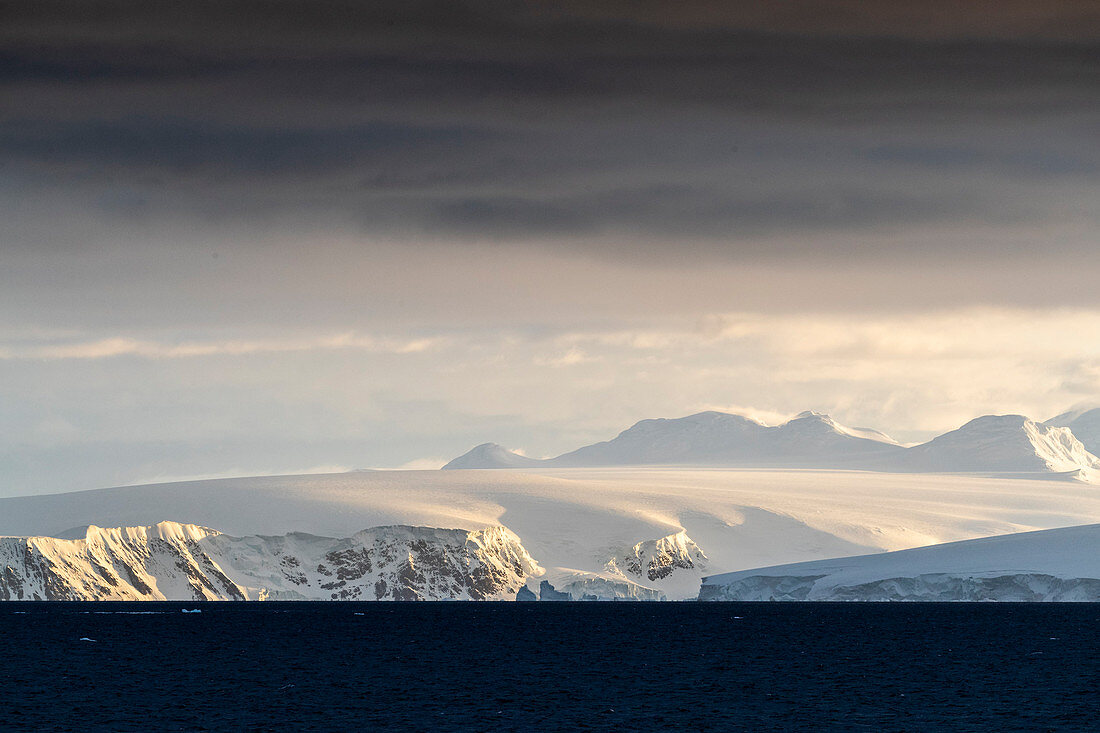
(0, 523, 244, 601)
(606, 530, 708, 582)
(0, 522, 542, 601)
(508, 531, 708, 601)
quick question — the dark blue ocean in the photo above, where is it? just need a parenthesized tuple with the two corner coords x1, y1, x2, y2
(1, 602, 1097, 731)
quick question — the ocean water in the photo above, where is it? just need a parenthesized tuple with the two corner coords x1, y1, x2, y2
(1, 602, 1097, 731)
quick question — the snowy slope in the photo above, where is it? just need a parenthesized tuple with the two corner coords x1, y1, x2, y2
(699, 523, 1100, 601)
(6, 468, 1100, 600)
(0, 522, 541, 601)
(903, 415, 1100, 478)
(1046, 407, 1100, 456)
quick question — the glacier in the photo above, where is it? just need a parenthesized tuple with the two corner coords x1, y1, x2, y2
(699, 523, 1100, 601)
(6, 466, 1100, 601)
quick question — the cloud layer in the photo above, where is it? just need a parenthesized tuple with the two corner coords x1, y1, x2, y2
(3, 307, 1099, 494)
(2, 2, 1098, 493)
(3, 2, 1098, 263)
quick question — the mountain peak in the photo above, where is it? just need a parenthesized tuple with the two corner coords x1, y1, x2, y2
(442, 443, 543, 470)
(782, 411, 900, 445)
(633, 411, 765, 427)
(907, 414, 1098, 476)
(960, 413, 1030, 428)
(794, 410, 829, 420)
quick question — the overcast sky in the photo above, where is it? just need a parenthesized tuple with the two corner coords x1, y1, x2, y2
(2, 1, 1099, 495)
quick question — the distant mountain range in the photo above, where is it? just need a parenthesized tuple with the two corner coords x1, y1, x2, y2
(444, 408, 1100, 480)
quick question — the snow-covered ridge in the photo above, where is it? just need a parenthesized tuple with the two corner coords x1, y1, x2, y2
(1045, 407, 1100, 456)
(903, 415, 1100, 478)
(0, 521, 541, 601)
(521, 529, 711, 602)
(699, 523, 1100, 601)
(444, 410, 1100, 480)
(446, 410, 905, 470)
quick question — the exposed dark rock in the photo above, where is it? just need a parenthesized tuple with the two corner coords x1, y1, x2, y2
(0, 523, 541, 601)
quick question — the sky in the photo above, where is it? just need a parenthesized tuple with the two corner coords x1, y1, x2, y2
(2, 1, 1099, 495)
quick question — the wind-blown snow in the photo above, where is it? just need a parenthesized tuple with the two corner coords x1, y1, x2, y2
(699, 523, 1100, 601)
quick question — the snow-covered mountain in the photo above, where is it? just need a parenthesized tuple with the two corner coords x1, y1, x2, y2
(442, 443, 543, 470)
(443, 410, 1100, 480)
(7, 467, 1100, 600)
(606, 530, 707, 582)
(12, 511, 1096, 602)
(550, 411, 771, 466)
(0, 517, 716, 602)
(445, 410, 904, 470)
(1046, 407, 1100, 456)
(602, 530, 708, 600)
(699, 523, 1100, 601)
(902, 414, 1100, 478)
(554, 410, 905, 467)
(0, 521, 541, 601)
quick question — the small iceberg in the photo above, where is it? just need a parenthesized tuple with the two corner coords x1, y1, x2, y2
(181, 609, 202, 614)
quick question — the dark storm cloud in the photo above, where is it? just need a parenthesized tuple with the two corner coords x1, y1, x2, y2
(1, 1, 1098, 259)
(4, 2, 1100, 494)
